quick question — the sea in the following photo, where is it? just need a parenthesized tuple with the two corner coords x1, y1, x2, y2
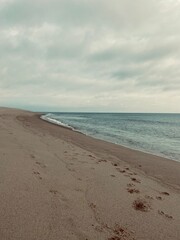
(41, 113, 180, 162)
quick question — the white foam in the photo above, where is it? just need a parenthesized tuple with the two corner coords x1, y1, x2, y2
(40, 115, 74, 130)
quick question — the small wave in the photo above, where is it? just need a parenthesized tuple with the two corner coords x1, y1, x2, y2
(58, 116, 87, 120)
(40, 114, 75, 131)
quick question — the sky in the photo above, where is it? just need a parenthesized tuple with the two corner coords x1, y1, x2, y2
(0, 0, 180, 113)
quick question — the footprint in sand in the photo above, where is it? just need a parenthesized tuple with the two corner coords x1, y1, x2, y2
(127, 172, 134, 176)
(156, 196, 163, 200)
(33, 171, 42, 180)
(158, 210, 173, 219)
(111, 175, 116, 178)
(33, 171, 40, 175)
(97, 159, 107, 163)
(30, 154, 36, 159)
(68, 167, 76, 172)
(126, 171, 137, 176)
(131, 177, 141, 183)
(108, 236, 122, 240)
(145, 195, 154, 200)
(89, 203, 96, 210)
(49, 189, 58, 195)
(108, 225, 134, 240)
(35, 161, 46, 168)
(113, 163, 118, 167)
(160, 191, 170, 196)
(116, 168, 126, 173)
(127, 188, 140, 194)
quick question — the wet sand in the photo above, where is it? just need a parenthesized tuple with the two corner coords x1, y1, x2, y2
(0, 107, 180, 240)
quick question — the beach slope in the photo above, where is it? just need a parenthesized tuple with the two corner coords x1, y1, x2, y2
(0, 107, 180, 240)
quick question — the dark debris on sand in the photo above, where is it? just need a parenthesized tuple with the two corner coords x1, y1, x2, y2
(133, 198, 151, 212)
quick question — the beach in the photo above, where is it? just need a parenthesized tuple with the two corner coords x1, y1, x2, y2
(0, 107, 180, 240)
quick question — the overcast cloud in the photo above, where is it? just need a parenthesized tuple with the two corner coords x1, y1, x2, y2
(0, 0, 180, 112)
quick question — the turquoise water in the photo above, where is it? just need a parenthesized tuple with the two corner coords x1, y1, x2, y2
(41, 113, 180, 161)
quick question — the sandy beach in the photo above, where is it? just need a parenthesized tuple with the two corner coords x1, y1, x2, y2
(0, 107, 180, 240)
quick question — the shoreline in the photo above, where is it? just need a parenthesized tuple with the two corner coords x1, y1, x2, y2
(40, 113, 180, 163)
(36, 113, 180, 189)
(1, 107, 180, 240)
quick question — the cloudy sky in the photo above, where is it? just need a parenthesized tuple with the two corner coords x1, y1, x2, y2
(0, 0, 180, 112)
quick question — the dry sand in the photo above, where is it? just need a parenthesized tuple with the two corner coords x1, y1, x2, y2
(0, 107, 180, 240)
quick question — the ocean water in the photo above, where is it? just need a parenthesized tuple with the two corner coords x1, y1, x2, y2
(41, 113, 180, 162)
